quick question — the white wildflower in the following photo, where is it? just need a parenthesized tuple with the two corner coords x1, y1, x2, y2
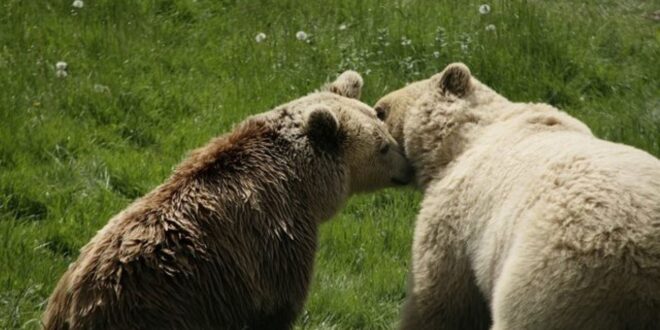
(651, 107, 660, 122)
(72, 0, 84, 8)
(401, 37, 412, 46)
(338, 24, 347, 31)
(94, 84, 110, 93)
(255, 32, 267, 43)
(295, 31, 308, 41)
(56, 61, 68, 71)
(56, 70, 68, 78)
(485, 24, 496, 32)
(433, 51, 440, 58)
(479, 4, 491, 15)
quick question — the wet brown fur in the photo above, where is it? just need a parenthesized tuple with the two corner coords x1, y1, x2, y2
(42, 118, 348, 329)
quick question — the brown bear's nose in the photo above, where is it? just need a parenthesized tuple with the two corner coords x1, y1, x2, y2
(392, 163, 415, 186)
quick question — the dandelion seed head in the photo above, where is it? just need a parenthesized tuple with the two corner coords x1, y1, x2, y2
(94, 84, 110, 93)
(485, 24, 496, 32)
(295, 31, 308, 41)
(338, 24, 347, 31)
(72, 0, 84, 8)
(401, 37, 412, 46)
(56, 61, 68, 71)
(651, 107, 660, 122)
(479, 4, 491, 15)
(255, 32, 267, 43)
(433, 51, 440, 58)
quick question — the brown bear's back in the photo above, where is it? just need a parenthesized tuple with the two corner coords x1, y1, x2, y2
(43, 118, 345, 329)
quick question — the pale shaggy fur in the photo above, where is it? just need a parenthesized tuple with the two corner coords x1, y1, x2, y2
(42, 72, 413, 330)
(375, 63, 660, 330)
(321, 70, 364, 100)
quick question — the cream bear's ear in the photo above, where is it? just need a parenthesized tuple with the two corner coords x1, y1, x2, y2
(437, 63, 473, 97)
(326, 70, 364, 100)
(305, 106, 342, 152)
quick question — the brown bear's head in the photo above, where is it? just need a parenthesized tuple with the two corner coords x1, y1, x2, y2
(302, 71, 414, 193)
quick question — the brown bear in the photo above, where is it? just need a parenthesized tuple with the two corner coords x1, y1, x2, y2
(42, 71, 413, 330)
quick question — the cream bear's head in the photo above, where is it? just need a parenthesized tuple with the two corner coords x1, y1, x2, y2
(373, 63, 507, 187)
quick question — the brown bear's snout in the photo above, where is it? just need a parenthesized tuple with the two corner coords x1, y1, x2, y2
(391, 156, 415, 186)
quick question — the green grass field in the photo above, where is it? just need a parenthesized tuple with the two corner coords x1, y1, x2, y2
(1, 0, 658, 328)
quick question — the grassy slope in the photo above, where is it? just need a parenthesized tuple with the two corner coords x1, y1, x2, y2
(0, 0, 658, 328)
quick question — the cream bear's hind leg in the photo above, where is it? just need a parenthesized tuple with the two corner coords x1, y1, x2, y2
(490, 235, 625, 330)
(400, 213, 490, 330)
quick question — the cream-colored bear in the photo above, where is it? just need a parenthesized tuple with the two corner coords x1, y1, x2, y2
(375, 63, 660, 330)
(43, 71, 413, 330)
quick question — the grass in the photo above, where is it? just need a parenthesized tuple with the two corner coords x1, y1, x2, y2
(1, 0, 658, 328)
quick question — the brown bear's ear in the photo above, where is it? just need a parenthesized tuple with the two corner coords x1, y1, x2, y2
(438, 63, 473, 97)
(305, 106, 342, 152)
(326, 70, 364, 100)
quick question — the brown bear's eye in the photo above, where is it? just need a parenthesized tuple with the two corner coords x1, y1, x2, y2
(379, 144, 390, 154)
